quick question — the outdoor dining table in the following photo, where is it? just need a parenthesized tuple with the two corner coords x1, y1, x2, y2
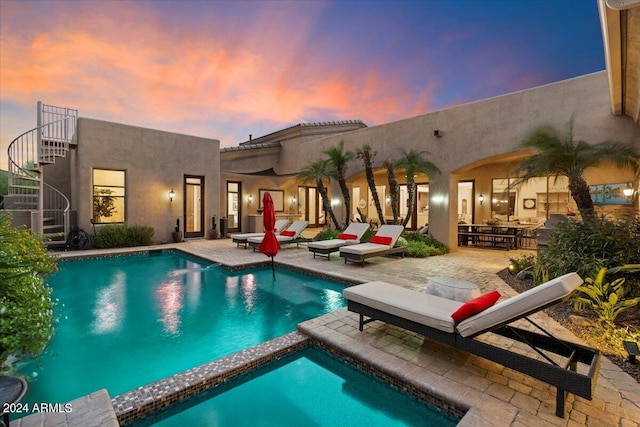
(457, 223, 533, 250)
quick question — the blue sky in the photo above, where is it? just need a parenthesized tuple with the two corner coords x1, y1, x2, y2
(0, 0, 604, 167)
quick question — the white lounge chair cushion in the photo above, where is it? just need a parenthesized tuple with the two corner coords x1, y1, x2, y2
(308, 223, 369, 250)
(230, 220, 289, 241)
(456, 272, 583, 337)
(343, 281, 462, 333)
(308, 239, 360, 250)
(247, 220, 309, 244)
(339, 224, 404, 255)
(339, 243, 391, 255)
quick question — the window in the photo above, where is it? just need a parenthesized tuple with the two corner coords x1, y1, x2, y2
(93, 169, 125, 223)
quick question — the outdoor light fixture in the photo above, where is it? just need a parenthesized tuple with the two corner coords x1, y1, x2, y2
(623, 183, 634, 198)
(169, 188, 175, 202)
(247, 194, 254, 204)
(386, 196, 391, 204)
(478, 193, 484, 205)
(291, 196, 296, 204)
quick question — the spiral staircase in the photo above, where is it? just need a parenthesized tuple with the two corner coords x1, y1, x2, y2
(5, 102, 77, 245)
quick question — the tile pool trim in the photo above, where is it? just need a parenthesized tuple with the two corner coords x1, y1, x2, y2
(59, 248, 466, 424)
(112, 330, 466, 425)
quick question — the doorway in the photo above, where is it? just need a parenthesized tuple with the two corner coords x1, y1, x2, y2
(227, 181, 241, 232)
(184, 176, 204, 238)
(298, 186, 324, 227)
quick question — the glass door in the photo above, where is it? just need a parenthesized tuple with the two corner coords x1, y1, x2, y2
(227, 181, 241, 232)
(184, 176, 204, 238)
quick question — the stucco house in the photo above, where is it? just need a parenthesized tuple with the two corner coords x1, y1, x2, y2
(5, 0, 639, 249)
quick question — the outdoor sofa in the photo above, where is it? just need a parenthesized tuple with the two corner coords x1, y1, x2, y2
(339, 224, 405, 265)
(307, 222, 370, 260)
(342, 272, 601, 418)
(230, 219, 289, 248)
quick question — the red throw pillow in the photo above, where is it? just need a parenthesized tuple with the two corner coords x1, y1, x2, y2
(338, 233, 358, 240)
(280, 230, 296, 237)
(451, 291, 501, 322)
(370, 235, 393, 245)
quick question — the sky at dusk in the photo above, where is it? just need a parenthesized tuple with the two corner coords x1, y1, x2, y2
(1, 0, 605, 168)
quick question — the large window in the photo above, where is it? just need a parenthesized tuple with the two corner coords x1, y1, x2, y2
(93, 169, 125, 223)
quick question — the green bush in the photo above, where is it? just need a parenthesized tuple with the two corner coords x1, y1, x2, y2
(535, 214, 640, 283)
(93, 224, 155, 248)
(574, 265, 640, 324)
(314, 227, 341, 241)
(0, 213, 57, 373)
(508, 254, 536, 275)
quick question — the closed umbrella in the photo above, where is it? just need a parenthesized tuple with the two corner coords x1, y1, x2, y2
(258, 192, 280, 278)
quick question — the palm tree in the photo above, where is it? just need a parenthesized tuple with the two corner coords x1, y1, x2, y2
(325, 141, 355, 224)
(395, 149, 440, 227)
(356, 144, 385, 225)
(514, 118, 639, 217)
(384, 159, 400, 224)
(296, 159, 340, 229)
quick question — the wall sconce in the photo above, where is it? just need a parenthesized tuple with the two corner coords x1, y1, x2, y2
(433, 129, 441, 137)
(386, 196, 391, 204)
(247, 194, 254, 204)
(291, 196, 296, 204)
(478, 193, 484, 205)
(623, 183, 634, 198)
(169, 188, 175, 202)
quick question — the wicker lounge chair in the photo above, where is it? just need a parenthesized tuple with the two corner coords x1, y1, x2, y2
(342, 272, 601, 418)
(248, 220, 310, 250)
(307, 223, 370, 260)
(230, 219, 289, 248)
(339, 224, 405, 265)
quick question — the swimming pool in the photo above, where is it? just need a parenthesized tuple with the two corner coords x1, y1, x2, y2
(17, 251, 346, 407)
(131, 346, 459, 426)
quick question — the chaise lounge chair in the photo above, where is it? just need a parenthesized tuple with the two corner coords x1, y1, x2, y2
(342, 272, 601, 418)
(248, 220, 310, 250)
(307, 222, 370, 260)
(339, 224, 405, 265)
(230, 219, 289, 248)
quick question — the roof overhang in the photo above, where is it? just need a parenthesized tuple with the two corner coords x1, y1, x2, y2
(599, 0, 640, 123)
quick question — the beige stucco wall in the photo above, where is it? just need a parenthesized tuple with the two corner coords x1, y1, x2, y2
(220, 71, 639, 248)
(74, 118, 220, 243)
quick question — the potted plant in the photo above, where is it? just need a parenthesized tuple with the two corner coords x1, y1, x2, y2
(172, 218, 182, 243)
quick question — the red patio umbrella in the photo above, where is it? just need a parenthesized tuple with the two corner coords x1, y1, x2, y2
(258, 192, 281, 278)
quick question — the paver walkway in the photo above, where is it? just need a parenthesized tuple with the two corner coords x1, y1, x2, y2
(18, 237, 640, 426)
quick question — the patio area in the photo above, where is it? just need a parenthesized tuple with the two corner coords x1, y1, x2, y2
(13, 236, 640, 426)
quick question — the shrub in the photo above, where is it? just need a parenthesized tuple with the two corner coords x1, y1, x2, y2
(93, 224, 155, 248)
(574, 265, 640, 324)
(535, 214, 640, 283)
(0, 213, 57, 373)
(508, 254, 536, 275)
(403, 231, 449, 257)
(313, 227, 341, 241)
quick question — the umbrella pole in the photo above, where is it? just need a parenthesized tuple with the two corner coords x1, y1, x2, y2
(271, 256, 275, 279)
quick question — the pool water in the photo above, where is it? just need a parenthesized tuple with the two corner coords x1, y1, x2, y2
(17, 252, 346, 407)
(134, 347, 459, 427)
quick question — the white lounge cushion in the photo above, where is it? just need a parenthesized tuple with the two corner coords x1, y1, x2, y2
(339, 224, 404, 255)
(247, 220, 309, 244)
(456, 272, 583, 337)
(230, 219, 290, 241)
(343, 281, 462, 333)
(339, 243, 391, 255)
(308, 223, 369, 250)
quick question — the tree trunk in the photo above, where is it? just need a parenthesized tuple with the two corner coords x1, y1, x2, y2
(386, 162, 400, 224)
(365, 163, 385, 225)
(403, 179, 416, 227)
(317, 180, 340, 229)
(338, 177, 351, 225)
(569, 176, 595, 217)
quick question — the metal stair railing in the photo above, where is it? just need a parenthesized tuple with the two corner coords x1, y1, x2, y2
(7, 116, 74, 237)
